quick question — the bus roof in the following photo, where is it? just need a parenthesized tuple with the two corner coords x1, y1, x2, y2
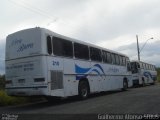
(131, 60, 156, 66)
(7, 27, 128, 58)
(40, 27, 128, 57)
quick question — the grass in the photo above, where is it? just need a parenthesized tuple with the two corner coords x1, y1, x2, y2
(0, 90, 45, 106)
(0, 76, 44, 106)
(0, 90, 29, 106)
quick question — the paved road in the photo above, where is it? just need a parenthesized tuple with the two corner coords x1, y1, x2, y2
(0, 84, 160, 119)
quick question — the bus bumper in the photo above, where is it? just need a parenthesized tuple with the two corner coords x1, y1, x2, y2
(5, 86, 48, 96)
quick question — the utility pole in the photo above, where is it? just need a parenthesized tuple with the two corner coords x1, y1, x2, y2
(136, 35, 140, 61)
(136, 35, 153, 61)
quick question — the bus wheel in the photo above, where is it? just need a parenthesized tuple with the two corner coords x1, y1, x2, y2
(122, 80, 128, 91)
(78, 80, 89, 99)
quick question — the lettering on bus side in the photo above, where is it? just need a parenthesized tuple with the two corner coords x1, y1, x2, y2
(11, 39, 22, 47)
(108, 67, 119, 73)
(6, 63, 34, 72)
(10, 39, 34, 52)
(17, 43, 34, 52)
(53, 61, 59, 66)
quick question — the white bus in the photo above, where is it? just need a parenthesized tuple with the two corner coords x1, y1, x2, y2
(5, 27, 132, 99)
(131, 60, 157, 86)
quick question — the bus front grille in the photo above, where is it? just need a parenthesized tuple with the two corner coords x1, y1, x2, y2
(51, 71, 63, 90)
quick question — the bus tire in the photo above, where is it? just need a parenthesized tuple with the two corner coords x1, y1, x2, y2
(122, 79, 128, 91)
(78, 80, 89, 99)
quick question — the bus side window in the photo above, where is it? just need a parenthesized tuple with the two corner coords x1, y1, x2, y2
(102, 51, 112, 64)
(137, 63, 140, 68)
(126, 57, 131, 71)
(74, 43, 89, 60)
(52, 37, 73, 57)
(47, 36, 52, 55)
(107, 52, 112, 64)
(127, 62, 131, 71)
(122, 57, 126, 66)
(102, 50, 107, 63)
(119, 56, 123, 66)
(111, 53, 116, 65)
(90, 47, 102, 62)
(115, 54, 120, 65)
(131, 62, 137, 73)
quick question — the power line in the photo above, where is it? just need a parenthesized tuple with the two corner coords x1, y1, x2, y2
(7, 0, 75, 27)
(19, 0, 57, 18)
(8, 0, 58, 22)
(7, 0, 79, 36)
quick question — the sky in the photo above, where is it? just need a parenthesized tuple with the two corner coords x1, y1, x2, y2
(0, 0, 160, 74)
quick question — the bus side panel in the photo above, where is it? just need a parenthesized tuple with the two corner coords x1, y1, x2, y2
(47, 56, 65, 97)
(101, 63, 111, 91)
(63, 58, 79, 97)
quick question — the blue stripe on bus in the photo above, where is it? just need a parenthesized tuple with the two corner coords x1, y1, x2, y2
(75, 64, 105, 80)
(143, 71, 153, 79)
(75, 64, 91, 74)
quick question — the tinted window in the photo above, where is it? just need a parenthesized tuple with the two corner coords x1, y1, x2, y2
(90, 47, 102, 62)
(153, 65, 155, 70)
(150, 65, 152, 70)
(127, 61, 131, 71)
(102, 51, 107, 63)
(126, 57, 130, 66)
(131, 62, 138, 73)
(122, 57, 126, 66)
(47, 36, 52, 55)
(141, 63, 143, 69)
(144, 64, 147, 69)
(111, 53, 116, 64)
(115, 54, 120, 65)
(153, 66, 156, 70)
(102, 51, 110, 63)
(149, 65, 151, 70)
(102, 51, 112, 64)
(74, 43, 89, 60)
(146, 64, 148, 69)
(137, 63, 140, 68)
(148, 64, 150, 70)
(151, 65, 153, 70)
(119, 56, 123, 66)
(142, 63, 145, 69)
(107, 52, 112, 63)
(140, 63, 143, 68)
(52, 37, 73, 57)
